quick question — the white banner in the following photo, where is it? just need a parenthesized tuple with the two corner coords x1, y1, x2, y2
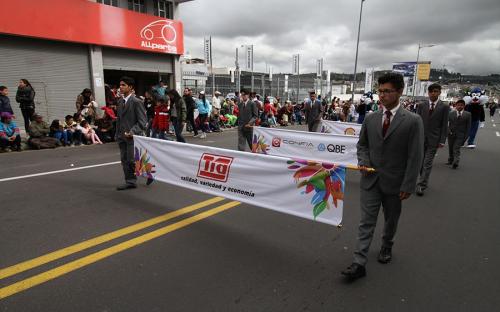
(292, 54, 300, 75)
(284, 75, 289, 92)
(364, 67, 373, 93)
(204, 37, 211, 66)
(134, 136, 345, 226)
(244, 45, 253, 71)
(252, 127, 358, 167)
(316, 58, 323, 78)
(269, 66, 273, 81)
(320, 120, 362, 136)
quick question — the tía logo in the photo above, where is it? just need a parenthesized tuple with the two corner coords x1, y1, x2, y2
(318, 143, 326, 152)
(272, 137, 281, 147)
(197, 153, 233, 182)
(140, 20, 177, 53)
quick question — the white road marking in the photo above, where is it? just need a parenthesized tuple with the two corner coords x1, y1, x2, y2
(493, 124, 496, 127)
(0, 161, 121, 183)
(496, 131, 500, 137)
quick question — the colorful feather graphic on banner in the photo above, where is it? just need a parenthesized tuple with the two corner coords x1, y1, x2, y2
(288, 159, 345, 219)
(134, 147, 156, 180)
(251, 134, 270, 154)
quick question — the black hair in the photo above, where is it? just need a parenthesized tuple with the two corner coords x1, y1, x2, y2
(80, 120, 89, 127)
(20, 79, 33, 88)
(456, 99, 465, 105)
(50, 120, 60, 128)
(65, 115, 73, 120)
(240, 88, 250, 95)
(167, 89, 181, 103)
(0, 86, 7, 91)
(428, 83, 442, 92)
(378, 73, 404, 90)
(120, 76, 135, 89)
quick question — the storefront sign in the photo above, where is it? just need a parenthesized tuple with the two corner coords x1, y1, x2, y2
(320, 120, 361, 137)
(0, 0, 184, 55)
(252, 127, 359, 167)
(134, 136, 345, 226)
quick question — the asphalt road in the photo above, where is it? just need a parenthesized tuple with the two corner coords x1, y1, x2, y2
(1, 120, 499, 312)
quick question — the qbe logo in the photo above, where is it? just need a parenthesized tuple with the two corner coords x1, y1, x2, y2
(272, 137, 281, 147)
(197, 153, 233, 182)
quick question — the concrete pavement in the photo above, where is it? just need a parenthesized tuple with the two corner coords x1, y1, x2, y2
(1, 121, 499, 311)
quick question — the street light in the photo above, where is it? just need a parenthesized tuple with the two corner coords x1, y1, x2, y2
(412, 43, 435, 98)
(351, 0, 366, 103)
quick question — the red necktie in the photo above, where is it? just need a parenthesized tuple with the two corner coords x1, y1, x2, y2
(383, 110, 392, 137)
(429, 103, 435, 115)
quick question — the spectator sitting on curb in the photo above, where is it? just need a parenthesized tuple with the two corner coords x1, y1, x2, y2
(64, 115, 82, 146)
(0, 86, 14, 116)
(50, 119, 70, 146)
(80, 120, 102, 145)
(0, 112, 21, 152)
(28, 114, 60, 149)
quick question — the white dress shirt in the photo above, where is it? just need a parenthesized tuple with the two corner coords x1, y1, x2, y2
(382, 103, 400, 126)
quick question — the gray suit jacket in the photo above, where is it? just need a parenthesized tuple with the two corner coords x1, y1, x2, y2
(357, 106, 424, 194)
(115, 95, 147, 143)
(237, 99, 258, 130)
(416, 100, 449, 147)
(304, 99, 323, 124)
(448, 110, 471, 143)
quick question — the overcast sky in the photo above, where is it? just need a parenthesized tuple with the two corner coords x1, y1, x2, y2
(179, 0, 500, 75)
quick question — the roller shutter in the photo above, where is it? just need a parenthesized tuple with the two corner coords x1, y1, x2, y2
(0, 34, 91, 130)
(102, 47, 173, 73)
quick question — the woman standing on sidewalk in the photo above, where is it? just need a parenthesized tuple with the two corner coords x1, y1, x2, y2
(167, 89, 187, 143)
(196, 91, 212, 139)
(16, 79, 36, 131)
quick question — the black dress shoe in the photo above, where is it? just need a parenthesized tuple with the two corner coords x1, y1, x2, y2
(452, 163, 458, 169)
(377, 247, 392, 264)
(116, 184, 137, 191)
(341, 263, 366, 280)
(146, 178, 154, 186)
(416, 185, 424, 196)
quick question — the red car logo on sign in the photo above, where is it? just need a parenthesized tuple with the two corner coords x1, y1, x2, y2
(197, 153, 233, 182)
(272, 137, 281, 147)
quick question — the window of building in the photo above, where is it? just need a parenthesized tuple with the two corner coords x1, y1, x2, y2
(128, 0, 146, 13)
(97, 0, 118, 6)
(154, 0, 173, 19)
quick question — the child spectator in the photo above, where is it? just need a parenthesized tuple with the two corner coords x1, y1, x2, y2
(80, 120, 102, 144)
(0, 86, 14, 116)
(151, 97, 170, 140)
(0, 112, 21, 152)
(50, 119, 70, 146)
(63, 115, 82, 146)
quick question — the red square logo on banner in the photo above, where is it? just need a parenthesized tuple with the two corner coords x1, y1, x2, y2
(272, 137, 281, 147)
(197, 153, 234, 182)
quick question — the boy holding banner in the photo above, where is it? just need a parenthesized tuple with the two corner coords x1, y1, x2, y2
(342, 73, 424, 280)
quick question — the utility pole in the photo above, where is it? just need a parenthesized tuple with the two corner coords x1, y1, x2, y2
(351, 0, 365, 103)
(235, 47, 240, 93)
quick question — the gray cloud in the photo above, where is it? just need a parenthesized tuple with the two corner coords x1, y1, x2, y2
(179, 0, 500, 75)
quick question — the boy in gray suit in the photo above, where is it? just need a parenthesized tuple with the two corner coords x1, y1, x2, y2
(115, 76, 147, 190)
(447, 99, 471, 169)
(342, 73, 424, 280)
(415, 83, 449, 196)
(237, 89, 258, 151)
